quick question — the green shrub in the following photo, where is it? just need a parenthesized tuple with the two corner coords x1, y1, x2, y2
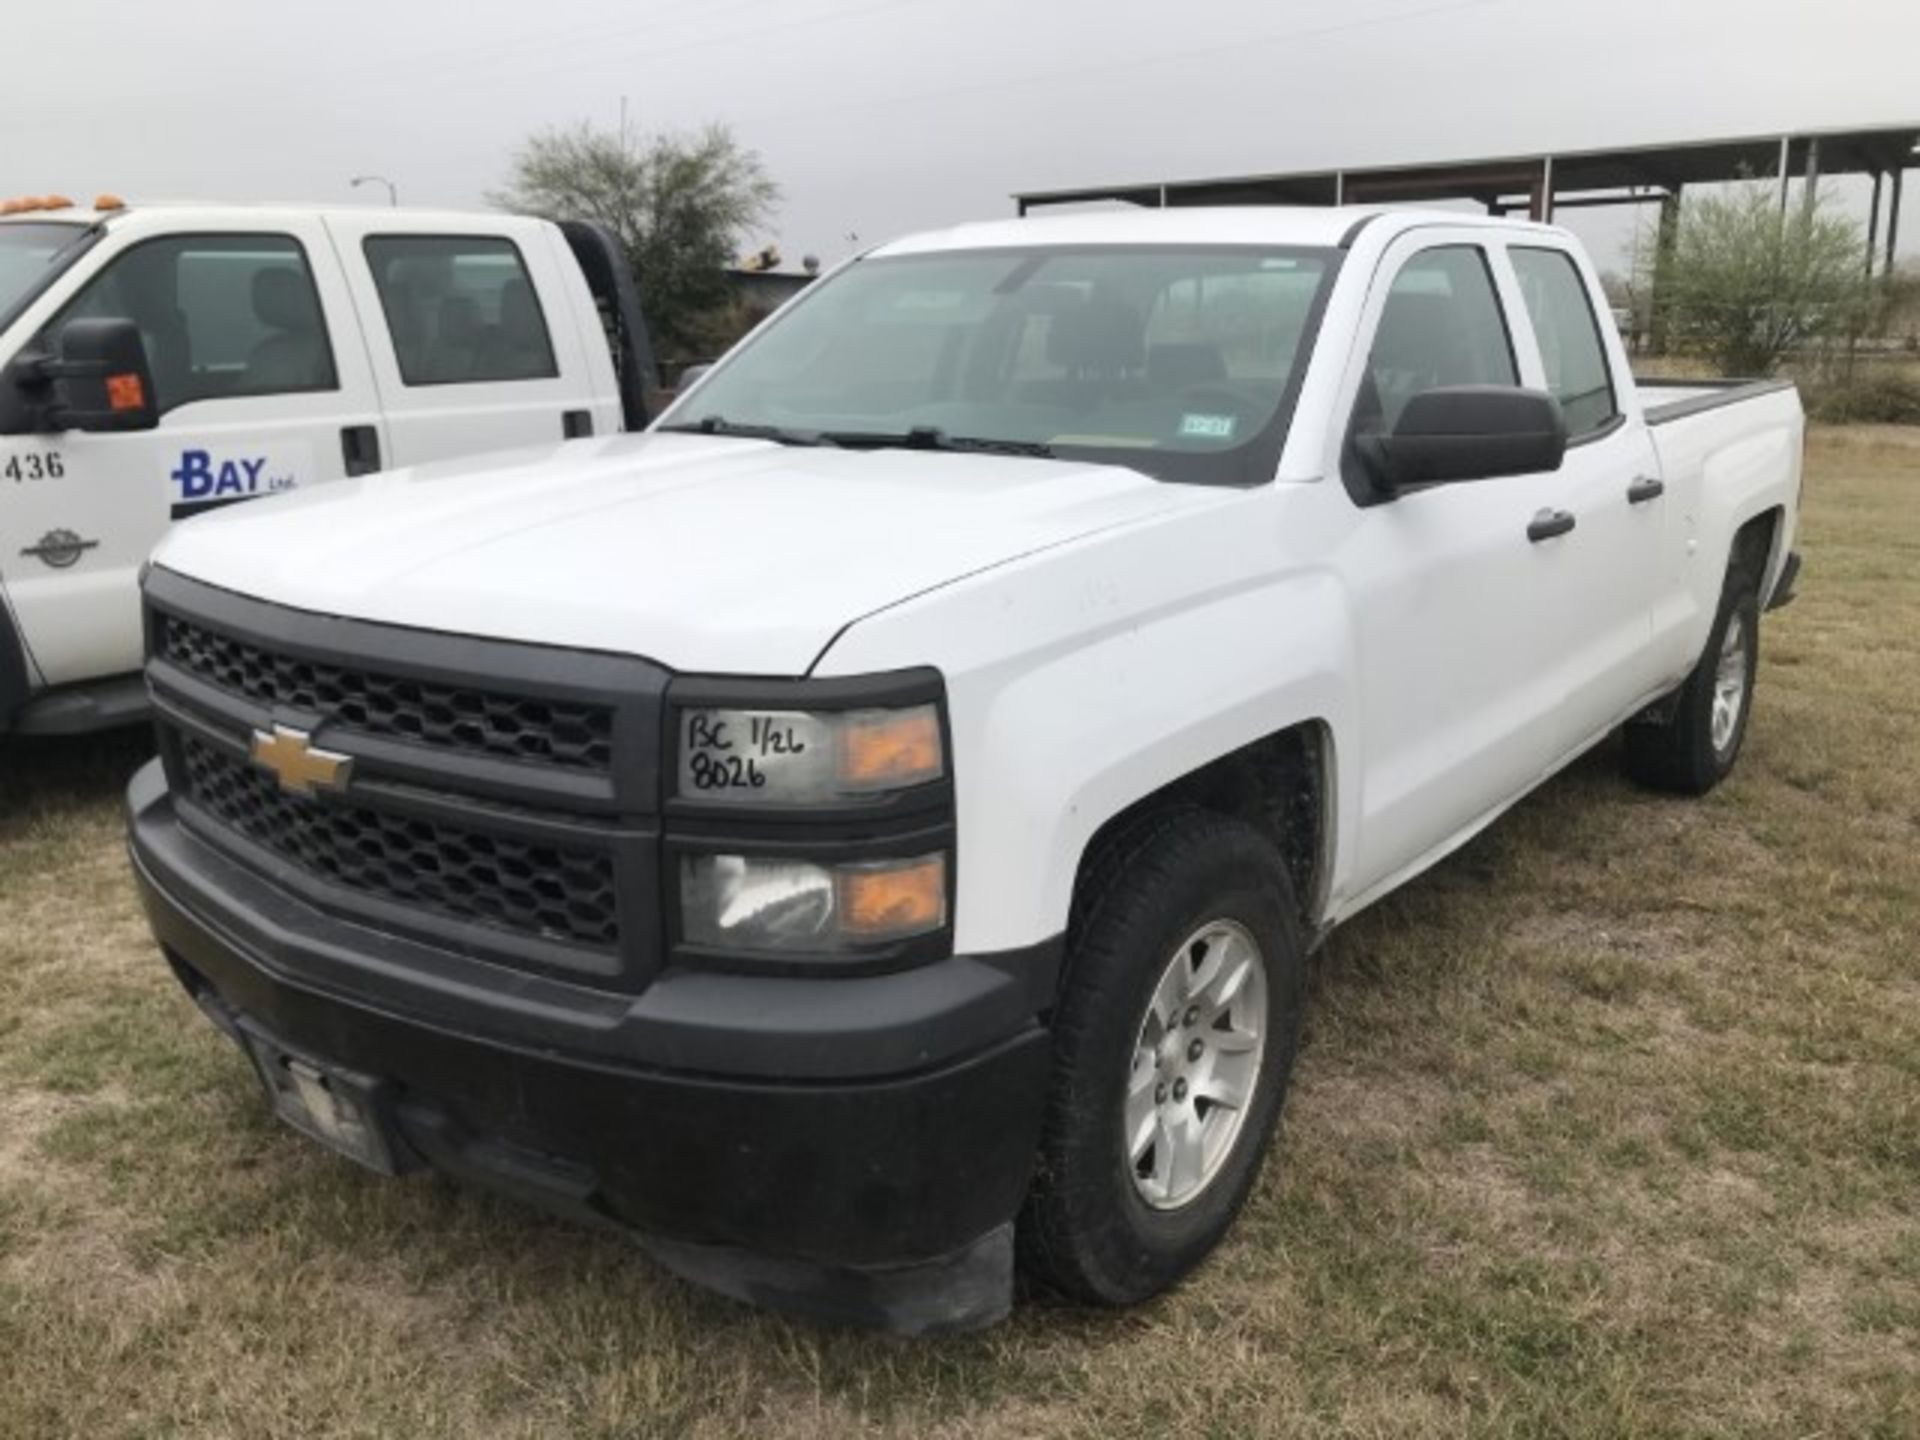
(1803, 371, 1920, 424)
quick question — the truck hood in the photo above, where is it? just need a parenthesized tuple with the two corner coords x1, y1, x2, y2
(152, 432, 1224, 674)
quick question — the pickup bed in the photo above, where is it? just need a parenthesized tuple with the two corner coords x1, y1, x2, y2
(0, 201, 654, 737)
(125, 206, 1802, 1333)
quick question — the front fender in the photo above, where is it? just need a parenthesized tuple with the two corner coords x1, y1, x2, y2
(816, 499, 1359, 955)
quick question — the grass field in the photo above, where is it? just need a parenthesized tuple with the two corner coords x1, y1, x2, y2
(2, 426, 1916, 1439)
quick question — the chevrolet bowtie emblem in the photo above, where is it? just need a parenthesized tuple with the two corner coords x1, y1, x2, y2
(249, 725, 354, 797)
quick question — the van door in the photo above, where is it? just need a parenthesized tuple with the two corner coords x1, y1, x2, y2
(328, 219, 602, 466)
(0, 220, 384, 689)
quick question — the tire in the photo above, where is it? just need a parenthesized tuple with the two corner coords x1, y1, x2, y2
(1019, 807, 1305, 1307)
(1623, 574, 1761, 795)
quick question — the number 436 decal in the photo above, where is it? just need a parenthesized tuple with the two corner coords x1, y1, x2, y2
(4, 451, 64, 482)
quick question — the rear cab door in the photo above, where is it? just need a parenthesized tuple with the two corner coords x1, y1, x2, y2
(1490, 236, 1669, 742)
(0, 211, 384, 689)
(324, 214, 623, 466)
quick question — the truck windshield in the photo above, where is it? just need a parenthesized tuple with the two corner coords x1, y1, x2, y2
(666, 245, 1338, 485)
(0, 222, 89, 325)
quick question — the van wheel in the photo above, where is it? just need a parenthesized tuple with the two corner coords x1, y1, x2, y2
(1019, 808, 1304, 1306)
(1624, 578, 1761, 795)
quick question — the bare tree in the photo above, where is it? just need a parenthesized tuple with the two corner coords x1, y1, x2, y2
(493, 122, 778, 357)
(1636, 181, 1868, 377)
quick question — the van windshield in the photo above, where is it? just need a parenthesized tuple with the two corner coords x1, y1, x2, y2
(0, 221, 89, 322)
(664, 245, 1338, 485)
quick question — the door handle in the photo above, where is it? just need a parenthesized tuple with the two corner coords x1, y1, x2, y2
(1627, 475, 1666, 504)
(341, 425, 382, 477)
(1527, 508, 1576, 543)
(562, 409, 594, 439)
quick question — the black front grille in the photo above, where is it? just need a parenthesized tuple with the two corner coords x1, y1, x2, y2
(157, 613, 614, 772)
(177, 737, 620, 951)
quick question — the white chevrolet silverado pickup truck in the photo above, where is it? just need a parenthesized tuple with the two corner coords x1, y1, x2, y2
(0, 200, 654, 737)
(126, 206, 1803, 1333)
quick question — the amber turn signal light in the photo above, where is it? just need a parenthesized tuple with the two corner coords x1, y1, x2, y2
(838, 856, 947, 940)
(838, 706, 943, 791)
(106, 374, 146, 412)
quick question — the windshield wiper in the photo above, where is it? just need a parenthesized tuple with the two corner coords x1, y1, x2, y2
(822, 426, 1055, 459)
(657, 415, 835, 447)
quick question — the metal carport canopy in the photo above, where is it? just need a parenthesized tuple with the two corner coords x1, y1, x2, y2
(1012, 123, 1920, 274)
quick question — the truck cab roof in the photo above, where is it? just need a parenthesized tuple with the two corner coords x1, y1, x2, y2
(874, 204, 1567, 257)
(0, 202, 557, 236)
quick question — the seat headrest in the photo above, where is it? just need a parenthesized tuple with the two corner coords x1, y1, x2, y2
(497, 278, 542, 346)
(1147, 342, 1227, 388)
(1372, 292, 1462, 378)
(1045, 298, 1143, 374)
(438, 295, 480, 347)
(390, 255, 451, 298)
(252, 268, 318, 333)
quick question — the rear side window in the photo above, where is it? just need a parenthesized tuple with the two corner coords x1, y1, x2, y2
(44, 234, 337, 414)
(363, 236, 558, 386)
(1353, 246, 1516, 438)
(1511, 247, 1618, 438)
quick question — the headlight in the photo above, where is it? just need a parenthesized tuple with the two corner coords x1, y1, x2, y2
(676, 703, 943, 805)
(680, 852, 948, 953)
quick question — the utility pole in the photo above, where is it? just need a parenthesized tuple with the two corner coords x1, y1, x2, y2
(351, 174, 398, 207)
(1649, 187, 1683, 356)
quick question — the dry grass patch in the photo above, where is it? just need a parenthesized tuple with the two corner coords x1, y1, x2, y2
(1, 426, 1916, 1438)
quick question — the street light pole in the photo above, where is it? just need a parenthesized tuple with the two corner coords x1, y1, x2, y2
(351, 174, 398, 207)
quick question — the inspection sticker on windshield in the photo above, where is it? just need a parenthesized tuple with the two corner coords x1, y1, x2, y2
(1178, 413, 1237, 441)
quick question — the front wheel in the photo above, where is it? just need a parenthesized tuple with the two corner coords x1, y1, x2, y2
(1624, 580, 1760, 795)
(1019, 809, 1305, 1306)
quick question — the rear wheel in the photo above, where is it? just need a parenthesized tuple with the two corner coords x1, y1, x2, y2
(1019, 808, 1305, 1306)
(1624, 576, 1760, 795)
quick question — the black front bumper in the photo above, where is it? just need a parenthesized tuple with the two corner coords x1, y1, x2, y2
(129, 760, 1056, 1332)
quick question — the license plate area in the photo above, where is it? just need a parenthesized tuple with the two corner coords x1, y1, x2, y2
(240, 1023, 407, 1175)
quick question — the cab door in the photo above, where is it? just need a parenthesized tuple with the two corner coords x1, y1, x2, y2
(1330, 235, 1592, 896)
(1495, 241, 1667, 749)
(0, 219, 384, 687)
(326, 218, 597, 466)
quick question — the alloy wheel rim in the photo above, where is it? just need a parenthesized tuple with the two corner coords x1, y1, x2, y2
(1711, 611, 1750, 756)
(1126, 918, 1269, 1211)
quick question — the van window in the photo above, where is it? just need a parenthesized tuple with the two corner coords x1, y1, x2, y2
(1511, 247, 1619, 438)
(45, 234, 337, 415)
(1353, 246, 1517, 438)
(363, 236, 559, 386)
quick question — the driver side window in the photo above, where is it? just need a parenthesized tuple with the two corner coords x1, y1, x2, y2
(1341, 244, 1517, 501)
(39, 234, 338, 417)
(1354, 246, 1516, 439)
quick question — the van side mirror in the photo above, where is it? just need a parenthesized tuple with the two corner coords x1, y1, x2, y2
(674, 362, 713, 393)
(30, 318, 160, 433)
(1361, 385, 1566, 490)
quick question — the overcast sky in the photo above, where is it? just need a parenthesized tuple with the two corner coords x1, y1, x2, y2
(7, 0, 1917, 271)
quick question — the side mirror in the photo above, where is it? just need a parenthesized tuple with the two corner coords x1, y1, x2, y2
(32, 318, 160, 433)
(674, 362, 713, 393)
(1362, 385, 1566, 491)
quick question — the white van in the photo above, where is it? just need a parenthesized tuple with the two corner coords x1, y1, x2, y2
(0, 200, 654, 736)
